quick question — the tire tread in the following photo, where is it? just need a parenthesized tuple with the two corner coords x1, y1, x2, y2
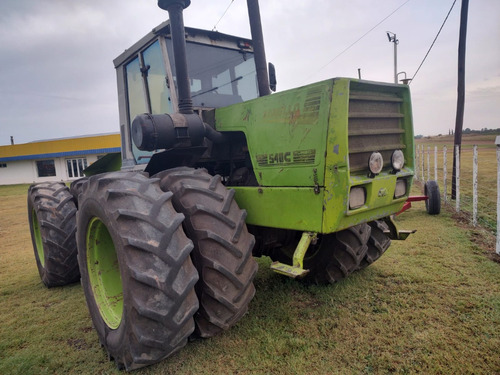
(157, 167, 258, 338)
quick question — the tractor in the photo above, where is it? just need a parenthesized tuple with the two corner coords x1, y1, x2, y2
(27, 0, 416, 370)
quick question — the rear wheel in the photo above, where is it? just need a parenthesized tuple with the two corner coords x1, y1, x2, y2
(270, 223, 371, 284)
(157, 167, 258, 338)
(69, 177, 89, 206)
(27, 182, 79, 287)
(77, 172, 199, 370)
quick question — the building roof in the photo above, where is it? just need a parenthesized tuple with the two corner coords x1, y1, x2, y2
(0, 133, 121, 162)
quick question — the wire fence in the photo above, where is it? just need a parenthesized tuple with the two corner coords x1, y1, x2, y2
(415, 144, 499, 255)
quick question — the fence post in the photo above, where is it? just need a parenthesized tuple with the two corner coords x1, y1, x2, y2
(496, 137, 500, 255)
(472, 145, 478, 226)
(443, 145, 447, 204)
(421, 145, 425, 183)
(455, 144, 460, 213)
(427, 146, 431, 182)
(415, 145, 419, 180)
(434, 146, 438, 181)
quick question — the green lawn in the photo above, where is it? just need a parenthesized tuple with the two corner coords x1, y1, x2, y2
(1, 183, 499, 374)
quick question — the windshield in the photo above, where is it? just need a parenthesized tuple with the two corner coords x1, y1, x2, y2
(124, 36, 258, 165)
(167, 40, 259, 108)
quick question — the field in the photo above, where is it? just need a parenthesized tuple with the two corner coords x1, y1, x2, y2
(1, 169, 500, 374)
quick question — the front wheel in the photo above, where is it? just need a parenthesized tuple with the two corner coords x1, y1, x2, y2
(357, 220, 391, 270)
(77, 172, 199, 370)
(270, 224, 371, 284)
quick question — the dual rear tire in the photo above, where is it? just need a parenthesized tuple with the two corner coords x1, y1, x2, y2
(28, 170, 257, 370)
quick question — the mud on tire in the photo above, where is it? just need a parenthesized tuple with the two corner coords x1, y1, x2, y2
(77, 172, 199, 370)
(27, 182, 79, 287)
(157, 167, 258, 338)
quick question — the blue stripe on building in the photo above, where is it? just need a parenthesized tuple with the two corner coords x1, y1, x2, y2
(0, 148, 121, 162)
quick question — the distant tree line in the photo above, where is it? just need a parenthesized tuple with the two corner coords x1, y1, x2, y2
(462, 127, 500, 135)
(415, 128, 500, 139)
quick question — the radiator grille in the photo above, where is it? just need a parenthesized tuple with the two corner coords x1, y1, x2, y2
(348, 90, 405, 173)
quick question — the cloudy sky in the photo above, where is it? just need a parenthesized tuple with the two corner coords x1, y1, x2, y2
(0, 0, 498, 145)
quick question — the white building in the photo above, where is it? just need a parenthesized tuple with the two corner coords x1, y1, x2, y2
(0, 133, 121, 185)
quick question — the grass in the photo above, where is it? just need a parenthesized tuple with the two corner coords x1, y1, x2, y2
(416, 134, 499, 231)
(1, 182, 500, 374)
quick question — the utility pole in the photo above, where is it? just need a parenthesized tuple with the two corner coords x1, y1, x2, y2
(387, 32, 398, 84)
(452, 0, 469, 200)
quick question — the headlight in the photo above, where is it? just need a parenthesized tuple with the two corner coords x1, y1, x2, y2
(368, 152, 383, 175)
(349, 186, 366, 210)
(391, 150, 405, 171)
(394, 179, 407, 198)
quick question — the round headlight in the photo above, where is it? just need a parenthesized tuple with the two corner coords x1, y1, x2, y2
(368, 152, 383, 175)
(391, 150, 405, 171)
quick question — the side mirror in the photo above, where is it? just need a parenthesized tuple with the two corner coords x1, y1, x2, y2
(268, 62, 277, 92)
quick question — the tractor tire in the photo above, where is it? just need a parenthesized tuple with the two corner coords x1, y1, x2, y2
(27, 182, 80, 287)
(357, 220, 391, 270)
(425, 180, 441, 215)
(69, 177, 89, 206)
(157, 167, 258, 338)
(270, 223, 371, 284)
(76, 172, 199, 370)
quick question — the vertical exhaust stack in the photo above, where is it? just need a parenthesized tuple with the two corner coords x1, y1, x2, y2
(157, 0, 193, 114)
(246, 0, 271, 97)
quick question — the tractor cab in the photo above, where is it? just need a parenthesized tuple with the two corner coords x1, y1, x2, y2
(113, 21, 259, 167)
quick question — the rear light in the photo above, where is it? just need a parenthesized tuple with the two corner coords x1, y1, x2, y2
(238, 41, 252, 50)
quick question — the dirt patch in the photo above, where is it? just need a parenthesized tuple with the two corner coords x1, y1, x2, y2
(448, 205, 500, 264)
(67, 338, 89, 351)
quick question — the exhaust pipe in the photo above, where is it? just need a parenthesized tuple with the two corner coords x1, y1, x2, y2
(157, 0, 193, 114)
(246, 0, 271, 97)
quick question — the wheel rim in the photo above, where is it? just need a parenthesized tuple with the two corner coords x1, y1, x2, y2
(86, 217, 123, 329)
(32, 209, 45, 267)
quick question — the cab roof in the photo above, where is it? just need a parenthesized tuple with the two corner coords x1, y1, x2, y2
(113, 20, 254, 68)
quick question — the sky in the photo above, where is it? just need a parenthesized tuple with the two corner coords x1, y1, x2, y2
(0, 0, 498, 145)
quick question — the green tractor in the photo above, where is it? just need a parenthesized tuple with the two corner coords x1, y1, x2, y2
(27, 0, 415, 370)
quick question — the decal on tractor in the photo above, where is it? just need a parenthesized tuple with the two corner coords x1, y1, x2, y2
(256, 149, 316, 166)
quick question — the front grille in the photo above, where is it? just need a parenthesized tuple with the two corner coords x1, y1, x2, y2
(348, 87, 406, 173)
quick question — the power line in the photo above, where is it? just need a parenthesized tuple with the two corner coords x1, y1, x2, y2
(410, 0, 457, 83)
(304, 0, 412, 83)
(212, 0, 236, 32)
